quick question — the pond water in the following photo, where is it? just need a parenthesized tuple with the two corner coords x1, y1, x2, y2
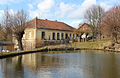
(0, 50, 120, 78)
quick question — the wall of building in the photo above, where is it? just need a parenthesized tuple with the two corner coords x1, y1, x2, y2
(36, 28, 75, 40)
(7, 44, 14, 51)
(22, 28, 36, 50)
(35, 28, 75, 48)
(0, 44, 14, 52)
(14, 28, 75, 50)
(79, 24, 92, 32)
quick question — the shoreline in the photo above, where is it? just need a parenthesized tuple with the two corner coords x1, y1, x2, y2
(0, 45, 120, 59)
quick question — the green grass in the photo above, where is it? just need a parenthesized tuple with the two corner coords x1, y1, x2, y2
(0, 44, 73, 57)
(72, 38, 112, 49)
(0, 38, 114, 57)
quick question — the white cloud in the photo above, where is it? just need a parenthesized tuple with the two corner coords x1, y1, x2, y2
(28, 4, 33, 9)
(57, 2, 75, 18)
(100, 2, 112, 11)
(29, 9, 53, 19)
(0, 9, 15, 23)
(55, 0, 96, 19)
(0, 9, 14, 18)
(9, 9, 14, 15)
(0, 10, 4, 19)
(68, 0, 96, 19)
(28, 0, 118, 28)
(37, 0, 54, 12)
(99, 0, 118, 11)
(29, 10, 38, 18)
(0, 0, 23, 4)
(29, 0, 54, 18)
(55, 0, 117, 19)
(71, 20, 84, 28)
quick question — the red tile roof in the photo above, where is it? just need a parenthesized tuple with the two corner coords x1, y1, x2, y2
(78, 23, 91, 30)
(26, 17, 74, 31)
(78, 23, 92, 32)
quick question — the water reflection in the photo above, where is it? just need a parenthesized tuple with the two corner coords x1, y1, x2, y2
(0, 50, 120, 78)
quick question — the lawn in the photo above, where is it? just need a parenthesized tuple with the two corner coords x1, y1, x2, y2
(72, 38, 113, 49)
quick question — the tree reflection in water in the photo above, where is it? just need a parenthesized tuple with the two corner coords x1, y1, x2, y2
(0, 50, 120, 78)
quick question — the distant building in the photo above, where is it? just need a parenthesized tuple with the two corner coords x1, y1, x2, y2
(78, 23, 92, 33)
(0, 41, 14, 52)
(77, 23, 93, 41)
(14, 17, 76, 50)
(78, 23, 104, 42)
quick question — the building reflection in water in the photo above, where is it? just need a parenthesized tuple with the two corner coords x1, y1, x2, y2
(12, 53, 64, 78)
(0, 50, 120, 78)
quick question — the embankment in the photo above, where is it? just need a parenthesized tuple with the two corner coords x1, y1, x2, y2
(0, 38, 120, 59)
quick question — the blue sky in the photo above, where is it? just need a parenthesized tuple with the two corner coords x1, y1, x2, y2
(0, 0, 119, 28)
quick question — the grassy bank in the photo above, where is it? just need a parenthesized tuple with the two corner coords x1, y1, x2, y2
(0, 38, 118, 59)
(0, 45, 74, 59)
(72, 38, 113, 49)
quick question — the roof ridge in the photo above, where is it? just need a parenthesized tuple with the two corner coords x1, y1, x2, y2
(78, 23, 93, 30)
(27, 18, 75, 31)
(25, 17, 38, 28)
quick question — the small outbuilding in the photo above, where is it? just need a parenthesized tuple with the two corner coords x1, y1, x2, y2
(77, 23, 93, 42)
(0, 41, 14, 52)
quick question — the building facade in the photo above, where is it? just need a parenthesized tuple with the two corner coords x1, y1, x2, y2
(14, 17, 75, 50)
(0, 41, 14, 52)
(78, 23, 104, 42)
(78, 23, 92, 33)
(77, 23, 93, 41)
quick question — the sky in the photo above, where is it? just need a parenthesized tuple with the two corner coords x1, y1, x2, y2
(0, 0, 119, 28)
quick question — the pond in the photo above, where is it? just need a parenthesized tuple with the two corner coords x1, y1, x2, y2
(0, 50, 120, 78)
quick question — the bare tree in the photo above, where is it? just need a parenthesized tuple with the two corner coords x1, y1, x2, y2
(1, 7, 12, 41)
(100, 5, 120, 43)
(0, 24, 5, 41)
(84, 5, 105, 39)
(2, 9, 28, 50)
(11, 9, 28, 50)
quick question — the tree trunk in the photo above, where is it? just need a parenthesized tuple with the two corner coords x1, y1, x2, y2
(18, 55, 22, 65)
(92, 32, 95, 42)
(114, 36, 118, 43)
(17, 38, 23, 50)
(113, 33, 118, 43)
(100, 31, 101, 40)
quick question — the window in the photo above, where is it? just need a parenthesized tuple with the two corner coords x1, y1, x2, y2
(70, 34, 71, 38)
(83, 27, 84, 31)
(61, 33, 64, 40)
(49, 35, 51, 40)
(41, 31, 45, 39)
(3, 46, 7, 50)
(52, 32, 55, 40)
(57, 33, 60, 40)
(73, 34, 75, 39)
(65, 33, 68, 39)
